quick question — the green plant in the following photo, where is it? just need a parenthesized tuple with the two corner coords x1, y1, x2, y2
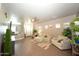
(33, 29, 37, 33)
(70, 17, 79, 44)
(4, 22, 12, 56)
(62, 28, 72, 39)
(70, 17, 79, 32)
(33, 29, 38, 35)
(70, 36, 79, 44)
(4, 29, 12, 56)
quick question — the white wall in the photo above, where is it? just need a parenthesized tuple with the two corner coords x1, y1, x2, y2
(34, 15, 76, 38)
(0, 3, 1, 10)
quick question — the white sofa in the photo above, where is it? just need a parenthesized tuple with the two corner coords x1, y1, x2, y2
(51, 35, 71, 50)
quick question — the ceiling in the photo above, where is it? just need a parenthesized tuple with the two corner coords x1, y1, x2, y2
(1, 3, 79, 20)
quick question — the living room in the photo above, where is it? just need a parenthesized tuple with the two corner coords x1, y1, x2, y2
(0, 3, 79, 56)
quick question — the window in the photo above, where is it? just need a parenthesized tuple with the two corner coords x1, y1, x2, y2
(6, 15, 20, 33)
(55, 24, 60, 29)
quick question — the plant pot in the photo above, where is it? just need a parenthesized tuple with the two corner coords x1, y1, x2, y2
(72, 44, 79, 55)
(75, 40, 79, 44)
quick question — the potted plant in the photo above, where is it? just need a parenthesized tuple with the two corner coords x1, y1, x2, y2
(3, 22, 13, 56)
(70, 17, 79, 55)
(32, 29, 38, 38)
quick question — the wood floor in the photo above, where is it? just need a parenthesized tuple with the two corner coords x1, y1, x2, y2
(15, 37, 72, 56)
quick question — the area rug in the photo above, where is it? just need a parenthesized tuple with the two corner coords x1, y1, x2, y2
(30, 39, 51, 50)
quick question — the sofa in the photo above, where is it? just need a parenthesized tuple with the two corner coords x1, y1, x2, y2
(51, 35, 71, 50)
